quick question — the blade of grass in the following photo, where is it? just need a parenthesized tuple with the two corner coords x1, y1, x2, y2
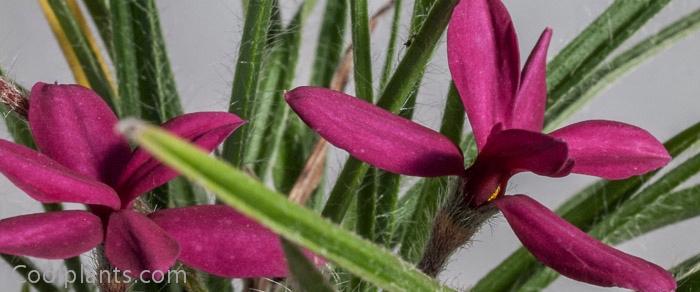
(322, 0, 459, 224)
(109, 0, 142, 117)
(545, 7, 700, 130)
(349, 0, 373, 102)
(379, 0, 402, 91)
(546, 0, 671, 108)
(672, 252, 700, 291)
(40, 0, 118, 112)
(221, 0, 274, 166)
(123, 121, 452, 292)
(81, 0, 112, 54)
(282, 239, 335, 292)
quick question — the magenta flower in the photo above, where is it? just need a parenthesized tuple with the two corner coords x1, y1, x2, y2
(283, 0, 676, 290)
(0, 82, 297, 279)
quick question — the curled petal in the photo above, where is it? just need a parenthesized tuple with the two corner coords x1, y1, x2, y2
(509, 28, 552, 132)
(105, 210, 180, 279)
(116, 112, 244, 206)
(285, 87, 464, 177)
(447, 0, 520, 149)
(150, 205, 317, 278)
(0, 211, 103, 259)
(0, 139, 120, 209)
(28, 83, 132, 185)
(479, 128, 571, 177)
(550, 120, 670, 179)
(495, 195, 676, 292)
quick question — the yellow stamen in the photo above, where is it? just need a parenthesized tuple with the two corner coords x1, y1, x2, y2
(487, 185, 501, 202)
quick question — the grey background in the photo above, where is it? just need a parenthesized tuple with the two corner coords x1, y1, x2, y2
(1, 0, 699, 290)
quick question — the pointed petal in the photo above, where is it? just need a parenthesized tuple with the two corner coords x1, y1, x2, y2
(550, 120, 670, 179)
(495, 195, 676, 291)
(105, 210, 180, 279)
(116, 112, 244, 206)
(509, 28, 552, 132)
(447, 0, 520, 149)
(0, 139, 120, 209)
(285, 87, 464, 177)
(479, 128, 571, 177)
(151, 205, 314, 278)
(28, 83, 132, 185)
(0, 211, 103, 259)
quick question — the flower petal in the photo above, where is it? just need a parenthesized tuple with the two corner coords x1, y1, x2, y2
(508, 28, 552, 132)
(285, 86, 464, 177)
(0, 211, 103, 259)
(495, 195, 676, 291)
(151, 205, 315, 278)
(549, 120, 670, 179)
(28, 83, 132, 185)
(479, 128, 571, 177)
(105, 210, 180, 279)
(116, 112, 244, 206)
(0, 139, 120, 209)
(447, 0, 520, 149)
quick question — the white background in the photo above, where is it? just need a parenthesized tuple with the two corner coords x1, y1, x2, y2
(1, 0, 699, 290)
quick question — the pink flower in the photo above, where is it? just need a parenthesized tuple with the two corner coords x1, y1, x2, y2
(283, 0, 675, 290)
(0, 83, 295, 279)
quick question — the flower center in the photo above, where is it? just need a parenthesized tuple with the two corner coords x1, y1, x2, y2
(486, 185, 501, 202)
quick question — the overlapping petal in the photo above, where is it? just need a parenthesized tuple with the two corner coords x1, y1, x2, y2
(479, 128, 571, 177)
(495, 195, 676, 291)
(447, 0, 520, 149)
(0, 211, 103, 259)
(550, 120, 670, 179)
(285, 87, 464, 177)
(28, 83, 132, 185)
(105, 210, 180, 279)
(150, 205, 299, 278)
(509, 28, 552, 132)
(116, 112, 244, 206)
(0, 139, 120, 209)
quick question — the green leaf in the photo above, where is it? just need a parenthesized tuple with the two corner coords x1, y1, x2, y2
(44, 0, 118, 112)
(672, 252, 700, 291)
(357, 168, 378, 240)
(222, 0, 274, 166)
(310, 0, 348, 87)
(545, 7, 700, 129)
(546, 0, 671, 108)
(81, 0, 112, 54)
(379, 0, 403, 91)
(349, 0, 373, 102)
(125, 122, 452, 292)
(322, 0, 459, 224)
(473, 121, 700, 291)
(110, 0, 142, 118)
(282, 239, 335, 292)
(2, 255, 60, 292)
(130, 0, 185, 122)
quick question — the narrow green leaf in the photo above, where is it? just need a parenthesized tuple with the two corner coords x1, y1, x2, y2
(110, 0, 142, 117)
(546, 0, 671, 108)
(310, 0, 348, 87)
(222, 0, 274, 166)
(45, 0, 118, 112)
(130, 0, 184, 122)
(64, 256, 90, 292)
(349, 0, 373, 102)
(672, 252, 700, 291)
(2, 255, 60, 292)
(474, 121, 700, 291)
(545, 7, 700, 129)
(282, 239, 335, 292)
(126, 122, 452, 292)
(379, 0, 403, 91)
(81, 0, 112, 54)
(357, 168, 378, 240)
